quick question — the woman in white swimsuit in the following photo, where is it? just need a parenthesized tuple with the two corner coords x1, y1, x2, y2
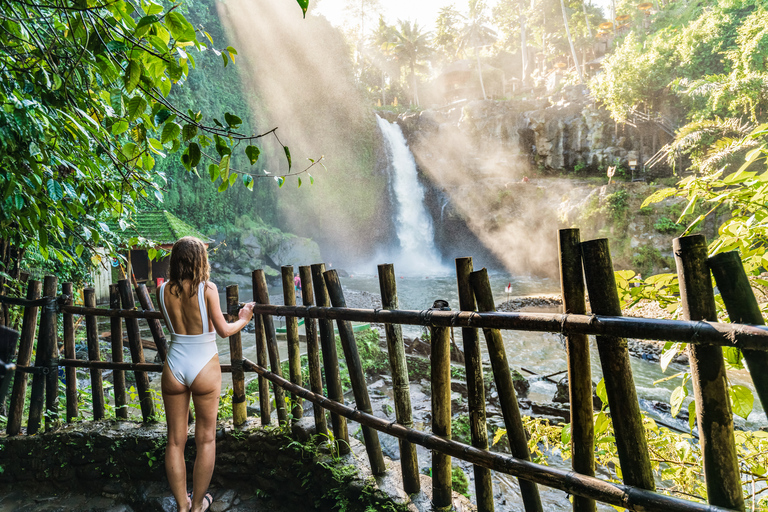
(157, 237, 255, 512)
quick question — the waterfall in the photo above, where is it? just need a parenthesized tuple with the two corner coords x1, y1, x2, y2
(376, 116, 444, 274)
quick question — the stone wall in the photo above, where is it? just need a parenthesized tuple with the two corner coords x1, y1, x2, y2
(0, 419, 409, 512)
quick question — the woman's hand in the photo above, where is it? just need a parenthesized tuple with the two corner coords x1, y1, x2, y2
(239, 302, 256, 322)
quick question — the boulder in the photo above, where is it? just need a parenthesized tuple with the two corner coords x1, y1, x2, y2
(266, 234, 321, 267)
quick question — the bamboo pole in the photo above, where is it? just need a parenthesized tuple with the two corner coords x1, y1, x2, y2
(311, 263, 349, 454)
(62, 282, 78, 423)
(378, 263, 420, 494)
(252, 269, 288, 423)
(135, 283, 168, 362)
(56, 303, 768, 350)
(430, 300, 453, 510)
(253, 312, 271, 426)
(580, 239, 654, 491)
(238, 304, 768, 350)
(558, 229, 596, 512)
(55, 360, 242, 372)
(281, 266, 303, 422)
(44, 277, 60, 431)
(84, 288, 105, 420)
(227, 285, 247, 426)
(300, 265, 327, 437)
(243, 357, 733, 512)
(324, 269, 386, 475)
(118, 279, 154, 422)
(28, 276, 57, 435)
(455, 257, 492, 511)
(470, 268, 543, 512)
(110, 284, 127, 420)
(674, 236, 744, 511)
(709, 251, 768, 414)
(7, 280, 41, 435)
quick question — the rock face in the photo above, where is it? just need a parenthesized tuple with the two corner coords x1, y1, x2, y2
(210, 215, 321, 286)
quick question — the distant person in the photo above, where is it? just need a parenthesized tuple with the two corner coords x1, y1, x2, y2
(294, 272, 301, 296)
(157, 236, 255, 512)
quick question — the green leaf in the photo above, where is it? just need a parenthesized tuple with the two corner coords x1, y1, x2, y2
(243, 174, 254, 190)
(228, 172, 237, 186)
(297, 176, 302, 188)
(218, 179, 229, 192)
(670, 385, 688, 417)
(723, 346, 744, 370)
(182, 124, 198, 141)
(75, 244, 84, 258)
(161, 123, 181, 144)
(309, 174, 314, 185)
(595, 378, 607, 407)
(730, 385, 754, 419)
(124, 59, 142, 93)
(46, 179, 63, 201)
(219, 154, 231, 179)
(135, 15, 159, 36)
(284, 146, 292, 170)
(188, 143, 201, 168)
(276, 176, 285, 188)
(153, 107, 172, 126)
(245, 145, 260, 165)
(128, 96, 149, 121)
(112, 120, 129, 135)
(296, 0, 309, 17)
(208, 164, 220, 182)
(224, 112, 242, 128)
(165, 12, 196, 42)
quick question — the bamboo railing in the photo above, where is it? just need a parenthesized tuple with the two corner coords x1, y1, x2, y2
(1, 230, 766, 512)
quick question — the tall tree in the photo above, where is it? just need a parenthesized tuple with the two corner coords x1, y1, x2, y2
(459, 0, 497, 100)
(560, 0, 584, 82)
(434, 5, 462, 68)
(392, 20, 432, 106)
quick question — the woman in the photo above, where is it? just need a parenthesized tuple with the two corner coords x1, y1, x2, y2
(157, 237, 255, 512)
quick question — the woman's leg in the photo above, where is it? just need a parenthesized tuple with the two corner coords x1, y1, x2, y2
(189, 355, 221, 512)
(162, 366, 192, 512)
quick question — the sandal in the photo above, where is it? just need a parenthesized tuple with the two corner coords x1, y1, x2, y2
(200, 492, 213, 512)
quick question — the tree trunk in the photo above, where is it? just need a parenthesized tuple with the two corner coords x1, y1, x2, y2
(520, 12, 528, 85)
(475, 45, 487, 100)
(410, 61, 419, 106)
(561, 0, 584, 83)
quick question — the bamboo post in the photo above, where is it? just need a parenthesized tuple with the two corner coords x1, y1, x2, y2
(471, 269, 543, 512)
(253, 311, 271, 425)
(118, 279, 154, 422)
(84, 288, 105, 420)
(300, 265, 327, 437)
(28, 276, 57, 435)
(455, 257, 492, 511)
(281, 266, 303, 421)
(252, 269, 288, 423)
(709, 251, 768, 414)
(557, 229, 596, 512)
(135, 283, 168, 362)
(674, 236, 744, 511)
(44, 277, 60, 431)
(110, 284, 127, 420)
(7, 280, 41, 435)
(62, 282, 78, 423)
(226, 285, 247, 426)
(430, 300, 453, 510)
(580, 239, 654, 491)
(324, 269, 386, 475)
(311, 263, 349, 454)
(378, 263, 420, 494)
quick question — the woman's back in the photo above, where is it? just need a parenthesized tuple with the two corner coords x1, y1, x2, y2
(161, 280, 212, 336)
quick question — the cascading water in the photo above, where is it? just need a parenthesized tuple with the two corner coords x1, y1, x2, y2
(376, 115, 444, 274)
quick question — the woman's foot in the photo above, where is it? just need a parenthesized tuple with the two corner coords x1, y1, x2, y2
(191, 492, 213, 512)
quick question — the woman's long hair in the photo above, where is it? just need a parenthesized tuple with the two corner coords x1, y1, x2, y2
(167, 237, 210, 298)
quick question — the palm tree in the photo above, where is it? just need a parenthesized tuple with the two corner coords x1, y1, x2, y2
(367, 17, 398, 106)
(459, 0, 497, 100)
(391, 20, 432, 107)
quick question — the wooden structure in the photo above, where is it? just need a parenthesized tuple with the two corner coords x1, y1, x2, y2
(2, 229, 766, 512)
(109, 210, 210, 287)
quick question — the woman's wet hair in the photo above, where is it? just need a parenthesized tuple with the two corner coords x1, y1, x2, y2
(168, 236, 210, 297)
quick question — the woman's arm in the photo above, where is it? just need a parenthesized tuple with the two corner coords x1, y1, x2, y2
(205, 282, 255, 338)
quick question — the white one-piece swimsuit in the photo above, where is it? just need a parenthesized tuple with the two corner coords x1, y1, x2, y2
(159, 282, 218, 387)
